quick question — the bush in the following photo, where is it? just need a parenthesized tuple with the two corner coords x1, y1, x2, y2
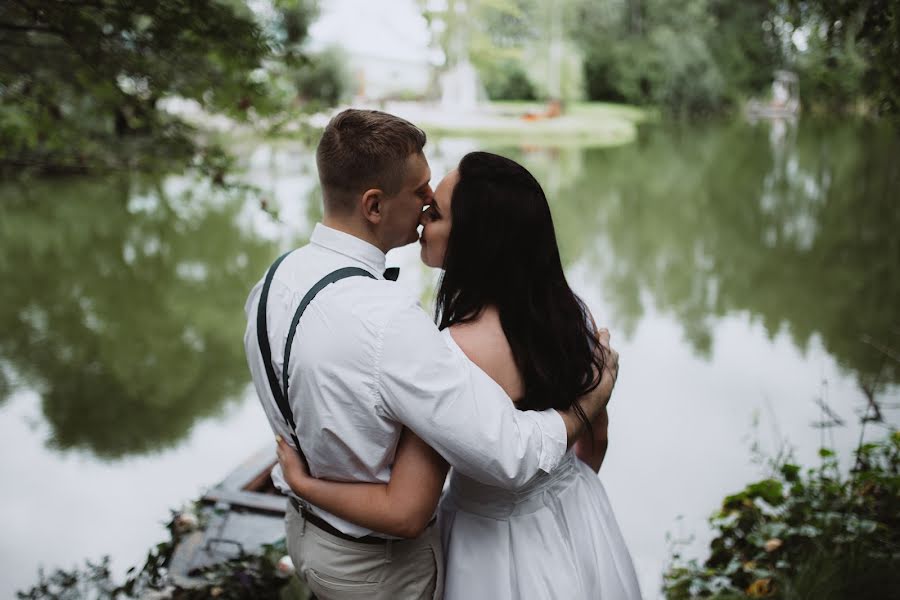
(649, 28, 727, 118)
(292, 47, 351, 110)
(578, 26, 726, 117)
(663, 432, 900, 599)
(481, 59, 538, 101)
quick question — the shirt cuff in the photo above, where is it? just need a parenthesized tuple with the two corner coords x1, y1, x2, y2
(529, 409, 568, 473)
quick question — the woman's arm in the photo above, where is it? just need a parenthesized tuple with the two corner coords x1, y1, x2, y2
(276, 429, 449, 539)
(573, 406, 609, 472)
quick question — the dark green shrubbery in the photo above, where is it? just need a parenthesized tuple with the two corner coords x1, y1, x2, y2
(481, 59, 538, 102)
(664, 431, 900, 599)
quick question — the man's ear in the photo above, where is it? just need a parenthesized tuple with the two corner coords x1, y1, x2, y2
(361, 188, 383, 224)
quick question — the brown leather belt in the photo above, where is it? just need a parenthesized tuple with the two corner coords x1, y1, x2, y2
(289, 497, 437, 544)
(290, 497, 395, 545)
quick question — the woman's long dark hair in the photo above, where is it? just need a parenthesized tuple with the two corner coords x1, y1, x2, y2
(435, 152, 604, 432)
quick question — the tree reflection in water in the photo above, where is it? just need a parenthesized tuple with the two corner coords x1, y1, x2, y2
(507, 118, 899, 408)
(0, 175, 290, 458)
(2, 118, 896, 459)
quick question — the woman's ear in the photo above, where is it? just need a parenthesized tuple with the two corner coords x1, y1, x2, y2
(361, 188, 383, 224)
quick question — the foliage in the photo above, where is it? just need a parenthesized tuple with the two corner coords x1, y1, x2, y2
(521, 38, 585, 103)
(784, 0, 900, 119)
(663, 431, 900, 599)
(706, 1, 783, 102)
(0, 0, 343, 174)
(349, 0, 885, 119)
(572, 0, 745, 116)
(258, 1, 349, 120)
(172, 540, 308, 600)
(422, 0, 586, 103)
(290, 46, 351, 110)
(432, 0, 788, 115)
(17, 557, 124, 600)
(569, 0, 899, 120)
(16, 509, 309, 600)
(1, 0, 261, 172)
(478, 58, 537, 101)
(646, 24, 726, 118)
(421, 0, 530, 101)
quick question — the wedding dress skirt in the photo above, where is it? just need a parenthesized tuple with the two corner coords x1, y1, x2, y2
(438, 451, 642, 600)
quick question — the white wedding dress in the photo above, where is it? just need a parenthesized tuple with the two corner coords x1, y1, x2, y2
(438, 330, 642, 600)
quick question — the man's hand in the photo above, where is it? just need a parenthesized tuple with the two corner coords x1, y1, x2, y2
(562, 328, 619, 446)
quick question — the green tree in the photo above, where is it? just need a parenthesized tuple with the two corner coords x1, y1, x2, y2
(571, 0, 899, 120)
(572, 0, 728, 116)
(290, 46, 352, 110)
(419, 0, 532, 101)
(0, 0, 340, 174)
(784, 0, 900, 119)
(421, 0, 588, 103)
(1, 0, 269, 172)
(706, 0, 783, 103)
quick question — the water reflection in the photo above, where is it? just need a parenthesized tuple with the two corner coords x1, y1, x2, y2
(505, 119, 900, 400)
(1, 118, 896, 461)
(0, 175, 285, 458)
(1, 120, 897, 599)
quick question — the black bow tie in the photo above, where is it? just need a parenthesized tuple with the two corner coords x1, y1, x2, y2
(383, 267, 400, 281)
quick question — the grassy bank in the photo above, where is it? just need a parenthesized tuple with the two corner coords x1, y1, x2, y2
(394, 101, 651, 148)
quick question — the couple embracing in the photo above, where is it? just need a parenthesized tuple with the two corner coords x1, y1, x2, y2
(244, 109, 641, 599)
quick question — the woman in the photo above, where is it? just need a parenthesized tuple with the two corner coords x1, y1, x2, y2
(277, 152, 641, 599)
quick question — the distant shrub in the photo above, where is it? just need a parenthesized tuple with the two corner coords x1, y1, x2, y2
(292, 47, 351, 110)
(479, 59, 537, 101)
(581, 31, 725, 118)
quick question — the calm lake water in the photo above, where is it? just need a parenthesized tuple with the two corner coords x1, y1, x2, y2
(1, 117, 898, 598)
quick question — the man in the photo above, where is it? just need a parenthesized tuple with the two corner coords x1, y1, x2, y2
(244, 109, 618, 599)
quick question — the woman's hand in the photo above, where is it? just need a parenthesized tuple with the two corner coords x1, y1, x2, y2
(276, 435, 310, 496)
(273, 430, 448, 538)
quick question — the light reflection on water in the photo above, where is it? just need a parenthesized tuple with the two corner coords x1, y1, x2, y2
(0, 118, 897, 597)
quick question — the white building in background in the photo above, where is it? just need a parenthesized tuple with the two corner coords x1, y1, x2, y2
(308, 0, 438, 101)
(343, 51, 433, 101)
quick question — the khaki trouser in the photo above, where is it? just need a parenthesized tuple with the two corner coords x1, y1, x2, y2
(285, 501, 444, 600)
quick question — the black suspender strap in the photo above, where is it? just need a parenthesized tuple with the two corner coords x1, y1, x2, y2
(281, 267, 376, 406)
(257, 251, 296, 447)
(257, 258, 375, 454)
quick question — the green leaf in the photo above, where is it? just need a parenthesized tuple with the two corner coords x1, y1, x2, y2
(780, 463, 801, 482)
(745, 479, 785, 506)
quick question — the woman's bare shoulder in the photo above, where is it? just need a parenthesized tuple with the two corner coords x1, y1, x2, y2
(449, 307, 524, 401)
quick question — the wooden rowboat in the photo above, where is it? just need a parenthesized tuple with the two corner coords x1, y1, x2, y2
(167, 447, 286, 587)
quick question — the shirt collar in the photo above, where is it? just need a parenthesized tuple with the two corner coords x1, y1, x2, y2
(310, 223, 387, 275)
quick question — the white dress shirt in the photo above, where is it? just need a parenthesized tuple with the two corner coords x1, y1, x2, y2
(243, 224, 567, 537)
